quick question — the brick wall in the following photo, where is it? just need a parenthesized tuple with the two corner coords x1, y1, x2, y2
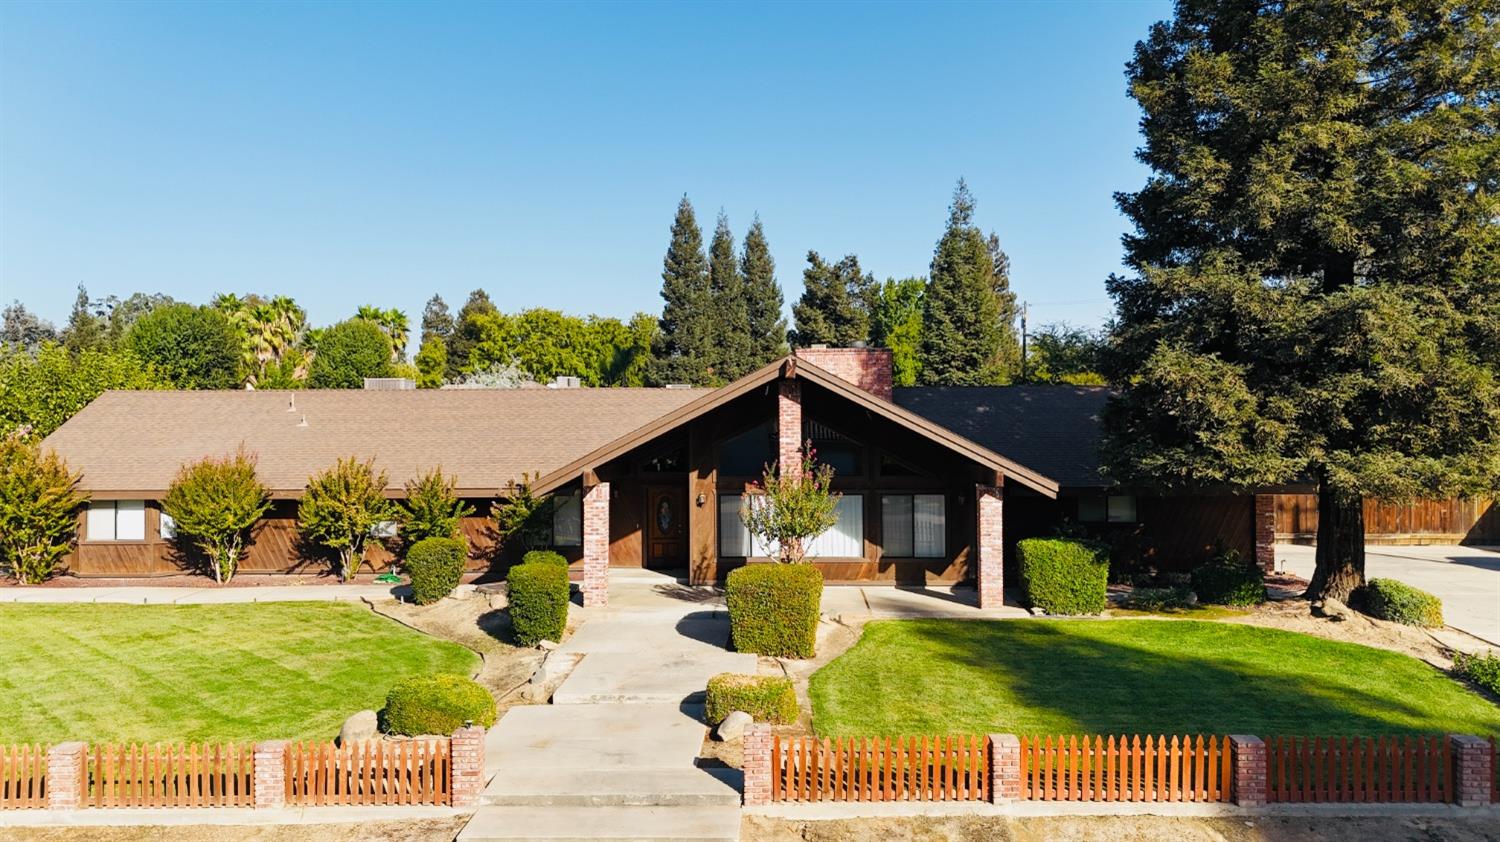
(976, 485, 1004, 609)
(777, 380, 803, 479)
(1230, 735, 1267, 806)
(581, 481, 610, 608)
(742, 723, 773, 806)
(794, 347, 894, 401)
(450, 726, 486, 808)
(1253, 494, 1275, 573)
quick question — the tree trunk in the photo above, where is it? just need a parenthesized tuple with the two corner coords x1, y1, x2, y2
(1304, 482, 1365, 602)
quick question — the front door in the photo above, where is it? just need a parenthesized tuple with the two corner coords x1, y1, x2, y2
(645, 486, 687, 570)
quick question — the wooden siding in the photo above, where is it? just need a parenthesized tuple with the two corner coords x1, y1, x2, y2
(1274, 495, 1498, 545)
(1004, 493, 1252, 574)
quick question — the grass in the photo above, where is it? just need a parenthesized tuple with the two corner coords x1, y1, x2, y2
(0, 603, 479, 745)
(808, 619, 1500, 738)
(1106, 604, 1248, 620)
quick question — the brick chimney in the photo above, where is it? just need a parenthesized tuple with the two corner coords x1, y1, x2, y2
(793, 345, 894, 401)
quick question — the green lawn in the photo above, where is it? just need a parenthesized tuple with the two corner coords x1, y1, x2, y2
(809, 619, 1500, 738)
(0, 603, 479, 745)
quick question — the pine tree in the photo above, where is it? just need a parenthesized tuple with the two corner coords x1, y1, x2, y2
(740, 215, 786, 368)
(708, 212, 753, 380)
(61, 285, 109, 353)
(421, 295, 453, 343)
(789, 252, 873, 348)
(446, 289, 497, 379)
(918, 180, 1014, 385)
(651, 197, 716, 385)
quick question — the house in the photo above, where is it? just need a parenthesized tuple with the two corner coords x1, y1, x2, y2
(40, 348, 1280, 607)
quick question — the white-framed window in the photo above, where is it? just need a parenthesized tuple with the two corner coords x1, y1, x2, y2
(881, 493, 946, 558)
(805, 495, 864, 558)
(1078, 495, 1137, 523)
(718, 494, 775, 558)
(86, 500, 146, 541)
(552, 491, 582, 547)
(159, 511, 177, 540)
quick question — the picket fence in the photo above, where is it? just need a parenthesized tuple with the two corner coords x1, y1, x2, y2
(771, 735, 990, 802)
(86, 743, 254, 808)
(1021, 734, 1231, 802)
(284, 739, 451, 806)
(1266, 735, 1449, 803)
(0, 745, 46, 810)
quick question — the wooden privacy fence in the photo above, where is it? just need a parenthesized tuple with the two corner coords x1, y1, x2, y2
(1267, 736, 1449, 803)
(1, 745, 47, 810)
(1021, 735, 1231, 802)
(86, 743, 253, 808)
(285, 739, 451, 806)
(771, 735, 990, 802)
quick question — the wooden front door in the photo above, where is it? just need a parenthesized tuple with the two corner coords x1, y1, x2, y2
(645, 486, 687, 570)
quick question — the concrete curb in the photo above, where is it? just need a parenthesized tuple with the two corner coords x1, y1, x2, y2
(0, 806, 467, 827)
(745, 801, 1500, 820)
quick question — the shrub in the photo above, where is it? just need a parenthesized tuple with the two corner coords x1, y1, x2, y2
(0, 433, 84, 584)
(705, 674, 798, 725)
(490, 473, 555, 553)
(1454, 651, 1500, 696)
(1016, 537, 1109, 615)
(161, 449, 271, 584)
(380, 673, 496, 736)
(1190, 548, 1267, 607)
(1360, 578, 1443, 628)
(406, 537, 467, 605)
(508, 560, 569, 646)
(307, 318, 393, 388)
(725, 563, 822, 658)
(400, 468, 474, 548)
(297, 456, 398, 581)
(519, 549, 569, 573)
(124, 303, 240, 389)
(740, 446, 839, 563)
(1124, 585, 1196, 612)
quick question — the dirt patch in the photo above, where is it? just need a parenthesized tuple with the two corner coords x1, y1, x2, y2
(742, 814, 1500, 842)
(1, 818, 468, 842)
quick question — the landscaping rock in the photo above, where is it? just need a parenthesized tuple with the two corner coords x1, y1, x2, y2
(1313, 598, 1351, 622)
(1028, 606, 1046, 616)
(537, 639, 559, 651)
(338, 709, 379, 746)
(715, 710, 753, 741)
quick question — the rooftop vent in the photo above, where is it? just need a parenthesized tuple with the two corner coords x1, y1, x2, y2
(363, 378, 416, 390)
(548, 376, 582, 389)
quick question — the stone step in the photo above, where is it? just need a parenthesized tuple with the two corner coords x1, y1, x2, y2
(457, 805, 740, 842)
(482, 768, 741, 807)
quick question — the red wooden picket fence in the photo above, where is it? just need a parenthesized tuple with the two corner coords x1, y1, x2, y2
(86, 743, 254, 808)
(1, 745, 47, 810)
(284, 739, 451, 806)
(771, 735, 990, 802)
(1266, 736, 1449, 803)
(1021, 735, 1231, 802)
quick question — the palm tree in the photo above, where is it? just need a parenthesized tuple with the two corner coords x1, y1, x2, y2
(355, 305, 409, 362)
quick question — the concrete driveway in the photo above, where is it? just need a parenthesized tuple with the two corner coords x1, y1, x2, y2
(1278, 544, 1500, 647)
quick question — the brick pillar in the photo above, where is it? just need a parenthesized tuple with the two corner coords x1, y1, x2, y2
(777, 379, 803, 478)
(988, 734, 1021, 803)
(1230, 735, 1267, 806)
(451, 726, 486, 808)
(582, 481, 610, 608)
(742, 723, 773, 806)
(46, 742, 86, 811)
(976, 484, 1004, 609)
(1450, 734, 1493, 807)
(1254, 494, 1275, 573)
(252, 740, 287, 809)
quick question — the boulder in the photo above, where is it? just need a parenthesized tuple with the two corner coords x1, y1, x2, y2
(1313, 598, 1351, 622)
(338, 710, 379, 746)
(715, 710, 753, 741)
(536, 639, 559, 651)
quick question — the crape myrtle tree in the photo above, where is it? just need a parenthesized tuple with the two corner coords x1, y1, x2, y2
(0, 432, 85, 584)
(298, 456, 399, 581)
(1103, 0, 1500, 601)
(161, 450, 272, 584)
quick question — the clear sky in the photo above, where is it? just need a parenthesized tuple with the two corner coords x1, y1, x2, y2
(0, 0, 1171, 333)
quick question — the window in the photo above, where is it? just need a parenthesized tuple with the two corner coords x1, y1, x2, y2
(369, 520, 399, 539)
(552, 491, 582, 547)
(86, 500, 146, 541)
(718, 423, 773, 476)
(159, 511, 177, 540)
(718, 494, 775, 558)
(805, 495, 864, 558)
(804, 419, 863, 475)
(881, 494, 945, 558)
(1078, 495, 1136, 523)
(643, 446, 685, 472)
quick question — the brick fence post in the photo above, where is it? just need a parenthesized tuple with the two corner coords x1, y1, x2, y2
(253, 740, 287, 809)
(988, 734, 1021, 803)
(1230, 735, 1267, 807)
(46, 742, 86, 811)
(742, 723, 773, 806)
(1253, 494, 1276, 573)
(1450, 734, 1493, 807)
(451, 726, 486, 808)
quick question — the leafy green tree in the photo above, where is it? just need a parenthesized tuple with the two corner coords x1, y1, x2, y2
(740, 216, 786, 369)
(0, 344, 165, 438)
(0, 433, 84, 584)
(1103, 0, 1500, 601)
(0, 302, 57, 351)
(400, 467, 475, 548)
(103, 293, 176, 348)
(124, 303, 240, 389)
(490, 473, 555, 553)
(709, 212, 753, 380)
(307, 318, 393, 388)
(789, 252, 873, 348)
(61, 285, 110, 354)
(298, 456, 398, 581)
(740, 446, 840, 564)
(447, 289, 498, 378)
(919, 180, 1018, 385)
(870, 277, 925, 386)
(1024, 323, 1107, 386)
(413, 336, 447, 388)
(652, 196, 718, 385)
(161, 450, 272, 584)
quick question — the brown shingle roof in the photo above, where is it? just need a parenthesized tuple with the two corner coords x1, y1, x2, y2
(42, 388, 711, 497)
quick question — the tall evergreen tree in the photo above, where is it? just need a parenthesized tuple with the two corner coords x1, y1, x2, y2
(446, 289, 497, 379)
(1103, 0, 1500, 602)
(61, 285, 109, 354)
(651, 197, 717, 385)
(789, 252, 873, 348)
(918, 180, 1016, 385)
(421, 295, 453, 343)
(708, 212, 753, 380)
(740, 216, 786, 368)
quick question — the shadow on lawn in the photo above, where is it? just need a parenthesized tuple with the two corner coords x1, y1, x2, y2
(892, 620, 1500, 736)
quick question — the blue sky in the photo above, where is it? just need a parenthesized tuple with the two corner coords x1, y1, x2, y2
(0, 1, 1170, 333)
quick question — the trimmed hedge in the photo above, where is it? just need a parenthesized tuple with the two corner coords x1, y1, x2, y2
(1360, 578, 1443, 628)
(1454, 651, 1500, 696)
(380, 673, 496, 736)
(1190, 549, 1267, 607)
(508, 560, 569, 646)
(1016, 538, 1109, 615)
(518, 549, 570, 574)
(406, 537, 467, 605)
(705, 673, 798, 725)
(725, 563, 823, 658)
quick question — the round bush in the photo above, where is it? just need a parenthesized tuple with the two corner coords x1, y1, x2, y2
(380, 673, 496, 736)
(517, 549, 570, 574)
(1016, 537, 1109, 615)
(508, 560, 569, 646)
(725, 563, 823, 658)
(1189, 549, 1267, 607)
(1359, 578, 1443, 628)
(405, 537, 467, 605)
(705, 673, 798, 725)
